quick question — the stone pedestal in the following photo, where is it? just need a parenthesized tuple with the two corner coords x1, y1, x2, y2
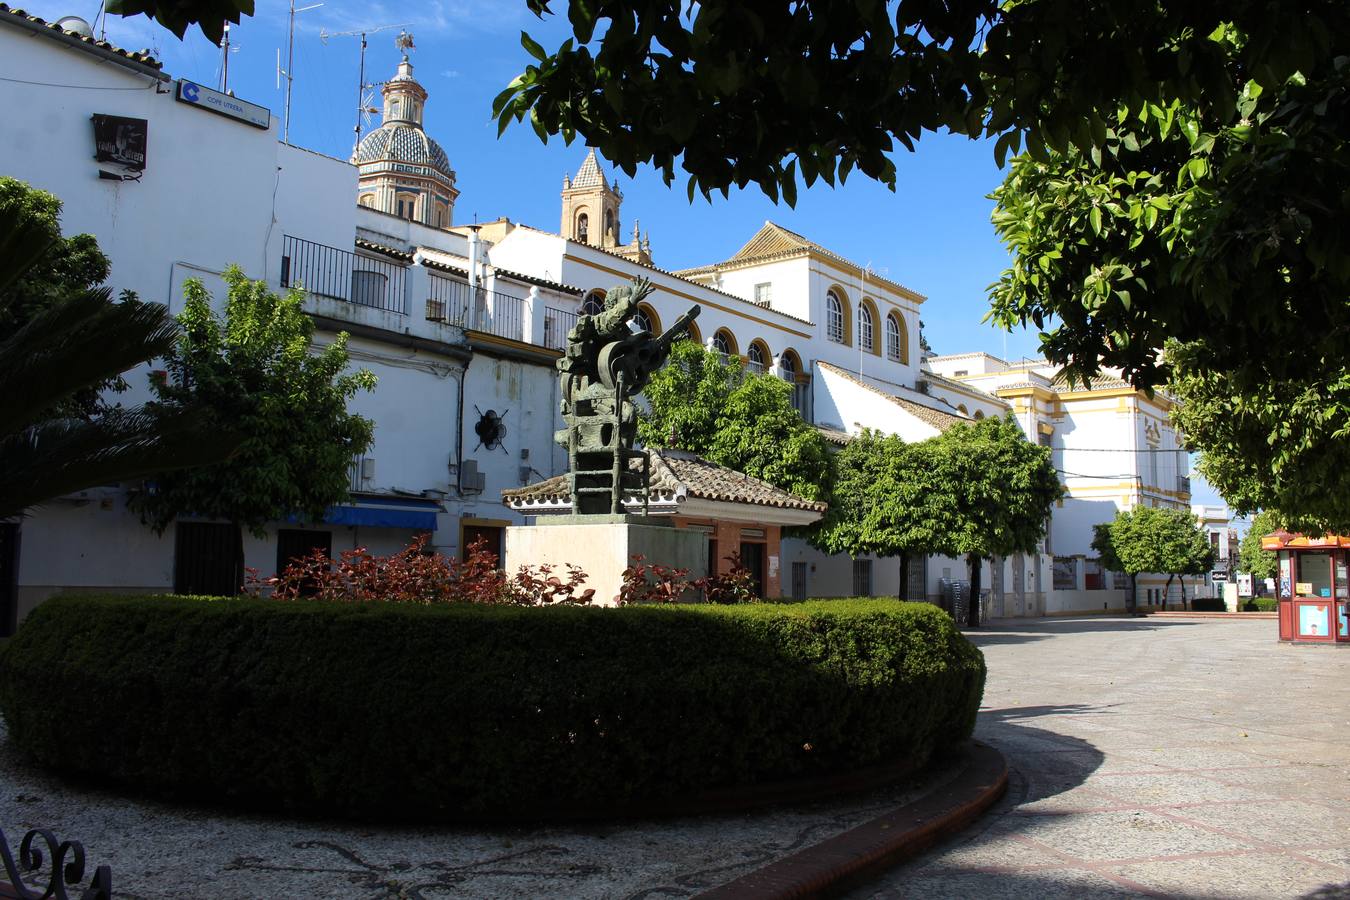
(505, 517, 707, 606)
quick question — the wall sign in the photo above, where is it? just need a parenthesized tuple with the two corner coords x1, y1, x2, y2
(91, 114, 147, 170)
(175, 80, 271, 130)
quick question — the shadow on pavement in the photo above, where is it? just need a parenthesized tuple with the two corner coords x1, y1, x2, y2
(1302, 884, 1350, 899)
(961, 617, 1200, 645)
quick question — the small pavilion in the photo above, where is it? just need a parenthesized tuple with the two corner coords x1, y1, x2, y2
(502, 449, 826, 599)
(1260, 531, 1350, 644)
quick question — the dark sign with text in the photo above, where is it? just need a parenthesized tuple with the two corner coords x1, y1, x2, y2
(91, 114, 147, 170)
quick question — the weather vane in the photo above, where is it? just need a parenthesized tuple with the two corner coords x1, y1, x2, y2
(395, 30, 415, 54)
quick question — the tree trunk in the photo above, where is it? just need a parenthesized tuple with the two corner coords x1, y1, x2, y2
(1163, 573, 1175, 611)
(966, 552, 982, 628)
(898, 552, 910, 601)
(1129, 573, 1138, 615)
(1180, 575, 1188, 610)
(232, 519, 245, 596)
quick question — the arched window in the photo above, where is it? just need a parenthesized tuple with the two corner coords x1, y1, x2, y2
(577, 212, 589, 244)
(581, 289, 606, 316)
(974, 410, 985, 420)
(777, 349, 807, 414)
(604, 208, 615, 241)
(886, 313, 904, 363)
(712, 328, 738, 357)
(958, 404, 969, 415)
(858, 302, 875, 353)
(826, 290, 847, 344)
(746, 341, 768, 374)
(683, 320, 702, 347)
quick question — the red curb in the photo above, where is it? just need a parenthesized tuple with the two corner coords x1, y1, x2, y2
(1146, 611, 1277, 620)
(695, 741, 1008, 899)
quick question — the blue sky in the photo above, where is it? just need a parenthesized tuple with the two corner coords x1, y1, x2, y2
(38, 0, 1040, 360)
(27, 1, 1222, 505)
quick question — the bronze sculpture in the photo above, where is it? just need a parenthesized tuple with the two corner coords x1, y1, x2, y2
(555, 278, 699, 515)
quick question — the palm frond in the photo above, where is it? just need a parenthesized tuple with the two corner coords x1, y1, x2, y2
(0, 290, 179, 436)
(0, 408, 242, 518)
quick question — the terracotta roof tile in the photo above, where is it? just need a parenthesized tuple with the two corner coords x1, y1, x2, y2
(502, 449, 827, 513)
(0, 4, 164, 74)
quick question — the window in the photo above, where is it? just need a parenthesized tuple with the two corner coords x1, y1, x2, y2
(858, 302, 875, 353)
(791, 561, 808, 601)
(852, 559, 873, 597)
(712, 329, 737, 357)
(1052, 556, 1077, 591)
(886, 314, 903, 362)
(174, 522, 240, 596)
(633, 307, 653, 334)
(779, 350, 807, 415)
(746, 342, 766, 373)
(604, 209, 615, 241)
(396, 195, 416, 220)
(974, 410, 985, 420)
(577, 212, 589, 244)
(826, 290, 846, 344)
(581, 290, 605, 316)
(754, 282, 772, 306)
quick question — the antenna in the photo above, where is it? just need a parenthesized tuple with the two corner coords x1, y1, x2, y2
(321, 22, 410, 153)
(277, 0, 324, 144)
(218, 22, 241, 93)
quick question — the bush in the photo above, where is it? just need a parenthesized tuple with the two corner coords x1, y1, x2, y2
(1191, 597, 1228, 612)
(1243, 597, 1278, 612)
(0, 595, 984, 821)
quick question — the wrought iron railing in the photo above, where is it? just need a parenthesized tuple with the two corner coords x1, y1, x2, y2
(470, 290, 526, 342)
(281, 235, 407, 315)
(542, 306, 578, 350)
(426, 272, 472, 326)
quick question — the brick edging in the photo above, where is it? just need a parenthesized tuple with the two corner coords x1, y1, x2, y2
(695, 741, 1008, 899)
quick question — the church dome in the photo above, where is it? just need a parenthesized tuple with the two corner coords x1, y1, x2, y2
(354, 124, 451, 177)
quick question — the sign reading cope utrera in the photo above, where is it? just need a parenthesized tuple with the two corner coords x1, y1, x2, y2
(175, 80, 271, 130)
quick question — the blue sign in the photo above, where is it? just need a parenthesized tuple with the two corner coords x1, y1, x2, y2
(175, 80, 270, 130)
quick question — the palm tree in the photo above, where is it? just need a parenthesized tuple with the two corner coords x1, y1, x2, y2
(0, 185, 236, 518)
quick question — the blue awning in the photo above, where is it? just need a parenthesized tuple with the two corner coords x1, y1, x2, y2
(322, 495, 442, 531)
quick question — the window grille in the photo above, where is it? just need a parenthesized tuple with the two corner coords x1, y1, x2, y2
(826, 291, 845, 344)
(852, 559, 873, 597)
(858, 304, 874, 352)
(886, 315, 902, 361)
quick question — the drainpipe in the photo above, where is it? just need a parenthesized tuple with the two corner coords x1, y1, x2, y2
(455, 359, 471, 496)
(466, 224, 482, 330)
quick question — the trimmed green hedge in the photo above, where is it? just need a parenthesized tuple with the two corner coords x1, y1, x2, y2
(1243, 597, 1278, 612)
(1191, 597, 1228, 612)
(0, 595, 984, 821)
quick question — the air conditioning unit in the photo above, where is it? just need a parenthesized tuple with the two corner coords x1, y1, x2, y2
(460, 458, 486, 493)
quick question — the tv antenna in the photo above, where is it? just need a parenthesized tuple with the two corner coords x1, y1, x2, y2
(218, 22, 241, 93)
(321, 22, 411, 153)
(276, 0, 324, 143)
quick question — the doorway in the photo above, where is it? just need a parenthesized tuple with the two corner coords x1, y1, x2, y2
(739, 541, 766, 598)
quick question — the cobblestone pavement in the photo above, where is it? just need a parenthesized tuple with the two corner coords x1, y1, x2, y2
(0, 718, 958, 899)
(850, 617, 1350, 900)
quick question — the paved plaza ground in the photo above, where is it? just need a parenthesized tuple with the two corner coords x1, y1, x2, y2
(850, 617, 1350, 899)
(0, 615, 1344, 898)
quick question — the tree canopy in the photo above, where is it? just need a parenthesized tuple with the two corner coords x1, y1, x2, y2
(637, 340, 831, 502)
(1092, 506, 1214, 609)
(106, 0, 251, 43)
(0, 179, 236, 517)
(1237, 510, 1282, 582)
(131, 269, 376, 585)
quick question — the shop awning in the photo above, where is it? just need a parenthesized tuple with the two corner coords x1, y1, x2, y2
(323, 495, 442, 531)
(1260, 531, 1350, 551)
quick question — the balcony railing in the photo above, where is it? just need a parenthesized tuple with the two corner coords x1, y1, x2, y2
(542, 307, 578, 350)
(426, 271, 472, 326)
(281, 235, 407, 315)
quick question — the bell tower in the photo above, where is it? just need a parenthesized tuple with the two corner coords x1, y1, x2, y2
(560, 148, 652, 264)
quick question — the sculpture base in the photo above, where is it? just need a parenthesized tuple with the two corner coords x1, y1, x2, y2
(505, 519, 707, 606)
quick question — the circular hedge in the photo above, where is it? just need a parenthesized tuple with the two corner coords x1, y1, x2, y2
(0, 595, 985, 821)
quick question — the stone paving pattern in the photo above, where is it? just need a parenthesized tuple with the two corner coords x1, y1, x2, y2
(850, 617, 1350, 899)
(0, 721, 957, 899)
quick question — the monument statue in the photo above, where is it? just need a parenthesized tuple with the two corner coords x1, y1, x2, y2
(556, 278, 699, 515)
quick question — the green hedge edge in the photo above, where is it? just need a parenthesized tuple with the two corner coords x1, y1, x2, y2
(0, 595, 985, 821)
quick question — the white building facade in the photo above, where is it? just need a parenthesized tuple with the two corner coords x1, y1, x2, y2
(0, 10, 1188, 624)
